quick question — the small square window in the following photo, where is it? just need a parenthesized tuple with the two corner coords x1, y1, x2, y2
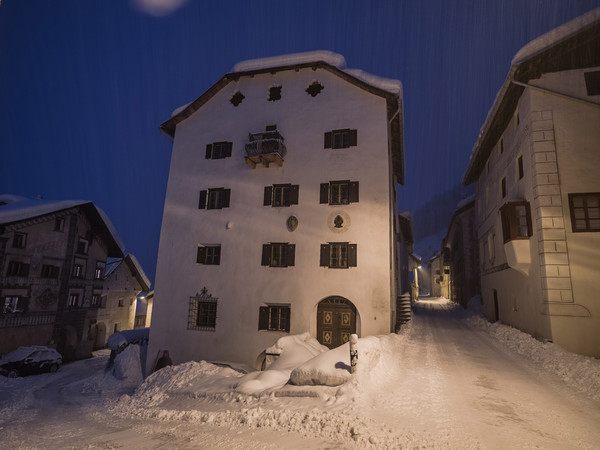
(569, 193, 600, 232)
(188, 289, 218, 331)
(54, 218, 65, 232)
(118, 299, 124, 307)
(68, 293, 79, 307)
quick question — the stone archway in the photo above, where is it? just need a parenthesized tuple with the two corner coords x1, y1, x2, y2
(316, 296, 357, 349)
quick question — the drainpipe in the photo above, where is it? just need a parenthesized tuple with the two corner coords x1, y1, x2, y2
(510, 79, 600, 110)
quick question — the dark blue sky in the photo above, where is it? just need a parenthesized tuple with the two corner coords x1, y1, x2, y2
(1, 0, 598, 284)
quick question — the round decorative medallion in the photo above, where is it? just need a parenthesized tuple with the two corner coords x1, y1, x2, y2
(327, 211, 351, 233)
(287, 215, 298, 232)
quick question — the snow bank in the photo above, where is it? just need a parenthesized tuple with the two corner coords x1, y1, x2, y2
(112, 344, 143, 384)
(290, 342, 351, 386)
(464, 312, 600, 401)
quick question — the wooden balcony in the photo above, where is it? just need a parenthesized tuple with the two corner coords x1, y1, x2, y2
(245, 131, 286, 168)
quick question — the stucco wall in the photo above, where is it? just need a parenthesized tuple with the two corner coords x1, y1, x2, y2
(149, 66, 397, 369)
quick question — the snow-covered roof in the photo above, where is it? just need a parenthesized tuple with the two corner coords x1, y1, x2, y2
(463, 7, 600, 185)
(125, 254, 151, 291)
(512, 7, 600, 66)
(0, 195, 125, 256)
(232, 50, 347, 72)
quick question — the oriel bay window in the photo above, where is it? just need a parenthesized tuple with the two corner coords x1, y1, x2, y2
(500, 201, 532, 243)
(320, 180, 359, 205)
(262, 243, 295, 267)
(324, 129, 357, 149)
(320, 242, 357, 268)
(197, 245, 221, 265)
(569, 193, 600, 232)
(263, 184, 299, 207)
(258, 305, 291, 332)
(205, 141, 233, 159)
(198, 188, 231, 209)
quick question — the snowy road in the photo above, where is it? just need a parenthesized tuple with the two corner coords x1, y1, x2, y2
(1, 297, 599, 449)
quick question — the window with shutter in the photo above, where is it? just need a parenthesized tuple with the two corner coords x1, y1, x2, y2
(264, 184, 299, 207)
(261, 243, 295, 267)
(205, 141, 233, 159)
(197, 245, 221, 265)
(323, 180, 359, 205)
(199, 188, 231, 210)
(258, 305, 291, 332)
(320, 242, 357, 268)
(324, 129, 357, 149)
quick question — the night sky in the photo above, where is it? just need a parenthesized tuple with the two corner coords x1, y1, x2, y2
(1, 0, 598, 285)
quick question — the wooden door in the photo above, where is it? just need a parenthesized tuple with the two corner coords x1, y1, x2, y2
(317, 297, 356, 349)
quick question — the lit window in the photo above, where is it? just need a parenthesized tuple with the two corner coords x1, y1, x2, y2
(68, 293, 79, 307)
(569, 193, 600, 232)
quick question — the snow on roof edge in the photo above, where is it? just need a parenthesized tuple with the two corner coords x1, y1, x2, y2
(126, 254, 151, 290)
(343, 68, 403, 97)
(512, 7, 600, 66)
(231, 50, 347, 73)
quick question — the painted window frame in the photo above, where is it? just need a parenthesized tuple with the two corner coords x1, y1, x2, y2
(320, 242, 357, 268)
(500, 201, 533, 243)
(568, 193, 600, 232)
(197, 245, 221, 265)
(261, 243, 295, 268)
(258, 304, 291, 332)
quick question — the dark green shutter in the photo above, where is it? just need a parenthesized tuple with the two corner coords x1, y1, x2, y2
(261, 244, 271, 266)
(199, 190, 207, 209)
(264, 186, 273, 206)
(348, 244, 357, 267)
(226, 142, 233, 157)
(349, 181, 359, 203)
(320, 244, 330, 267)
(286, 244, 295, 267)
(324, 132, 332, 148)
(258, 306, 269, 330)
(214, 246, 221, 265)
(320, 183, 329, 204)
(349, 129, 357, 146)
(205, 144, 213, 159)
(197, 246, 206, 264)
(289, 185, 299, 205)
(222, 189, 231, 208)
(281, 307, 291, 332)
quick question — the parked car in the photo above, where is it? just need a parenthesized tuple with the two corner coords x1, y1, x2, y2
(0, 346, 62, 378)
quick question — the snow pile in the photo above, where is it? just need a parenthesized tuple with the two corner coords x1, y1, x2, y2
(290, 341, 351, 386)
(463, 304, 600, 402)
(112, 345, 143, 384)
(344, 68, 403, 96)
(236, 332, 327, 394)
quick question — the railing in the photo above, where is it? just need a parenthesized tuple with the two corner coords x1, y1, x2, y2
(0, 311, 56, 328)
(245, 131, 287, 159)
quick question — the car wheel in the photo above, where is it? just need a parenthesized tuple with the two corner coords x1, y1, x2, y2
(7, 369, 19, 378)
(49, 364, 59, 373)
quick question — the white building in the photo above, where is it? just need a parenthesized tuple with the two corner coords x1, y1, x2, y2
(148, 51, 405, 370)
(463, 9, 600, 357)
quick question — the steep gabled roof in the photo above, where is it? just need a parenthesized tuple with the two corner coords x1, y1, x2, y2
(104, 254, 151, 291)
(0, 195, 125, 257)
(463, 8, 600, 185)
(159, 51, 405, 184)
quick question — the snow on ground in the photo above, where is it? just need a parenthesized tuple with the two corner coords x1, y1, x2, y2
(1, 298, 599, 449)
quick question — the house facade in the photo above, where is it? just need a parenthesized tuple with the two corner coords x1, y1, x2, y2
(94, 254, 150, 348)
(463, 9, 600, 357)
(441, 197, 480, 307)
(149, 51, 405, 370)
(0, 195, 124, 360)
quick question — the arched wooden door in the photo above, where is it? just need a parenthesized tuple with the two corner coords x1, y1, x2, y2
(317, 296, 357, 349)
